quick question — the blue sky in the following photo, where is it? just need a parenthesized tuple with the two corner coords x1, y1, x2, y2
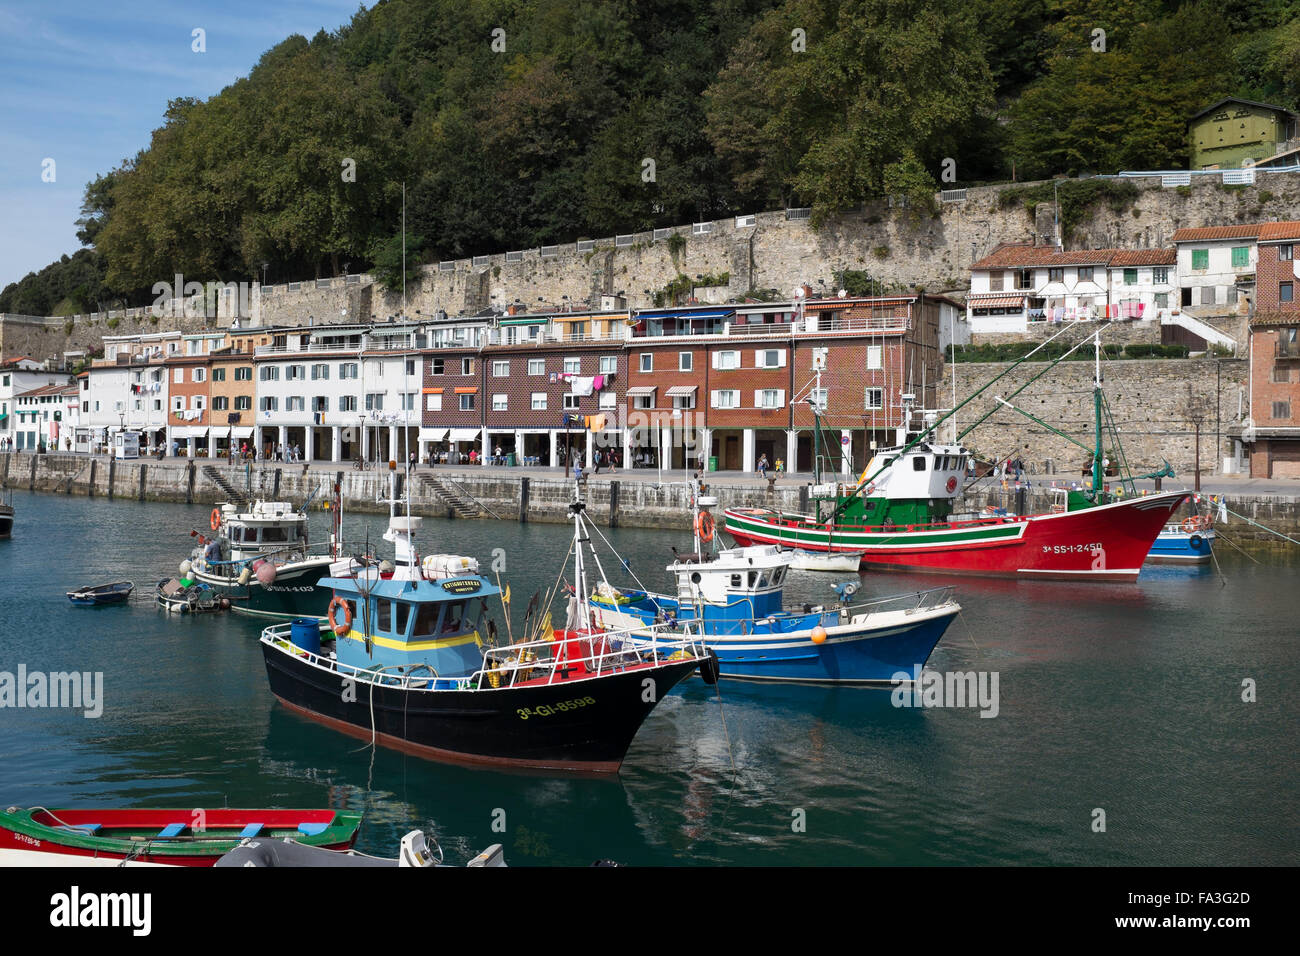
(0, 0, 368, 291)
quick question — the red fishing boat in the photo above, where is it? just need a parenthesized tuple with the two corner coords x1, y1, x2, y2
(0, 806, 362, 866)
(724, 332, 1188, 582)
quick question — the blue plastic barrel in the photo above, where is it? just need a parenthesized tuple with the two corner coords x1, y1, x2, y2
(290, 618, 321, 655)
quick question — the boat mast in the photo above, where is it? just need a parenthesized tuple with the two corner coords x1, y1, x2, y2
(1092, 331, 1103, 499)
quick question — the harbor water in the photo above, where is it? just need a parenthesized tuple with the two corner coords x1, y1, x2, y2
(0, 490, 1295, 866)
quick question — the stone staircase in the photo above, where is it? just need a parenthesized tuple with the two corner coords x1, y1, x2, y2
(418, 475, 484, 518)
(202, 465, 251, 509)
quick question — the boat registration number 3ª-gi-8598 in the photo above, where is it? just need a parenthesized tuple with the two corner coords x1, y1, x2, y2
(517, 697, 596, 720)
(1042, 543, 1103, 554)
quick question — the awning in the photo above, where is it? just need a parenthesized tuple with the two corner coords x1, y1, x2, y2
(666, 385, 697, 397)
(626, 386, 657, 397)
(0, 413, 6, 423)
(230, 427, 254, 439)
(448, 428, 481, 442)
(419, 427, 449, 442)
(171, 427, 209, 439)
(636, 309, 735, 320)
(968, 296, 1025, 309)
(453, 386, 478, 394)
(421, 387, 444, 394)
(499, 317, 548, 326)
(553, 313, 627, 323)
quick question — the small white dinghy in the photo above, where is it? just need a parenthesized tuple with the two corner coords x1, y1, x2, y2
(784, 548, 866, 572)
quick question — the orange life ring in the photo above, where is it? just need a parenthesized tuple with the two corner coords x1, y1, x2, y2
(210, 508, 222, 531)
(695, 511, 715, 544)
(328, 596, 353, 636)
(1181, 515, 1208, 533)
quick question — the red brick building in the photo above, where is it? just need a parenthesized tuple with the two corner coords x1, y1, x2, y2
(1246, 220, 1300, 477)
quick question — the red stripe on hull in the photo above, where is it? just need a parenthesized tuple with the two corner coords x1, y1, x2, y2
(726, 493, 1188, 582)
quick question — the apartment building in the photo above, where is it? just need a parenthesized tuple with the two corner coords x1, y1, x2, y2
(1246, 220, 1300, 476)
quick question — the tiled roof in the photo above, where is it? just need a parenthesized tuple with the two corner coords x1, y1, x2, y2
(1250, 310, 1300, 328)
(1171, 225, 1262, 242)
(16, 382, 74, 398)
(969, 244, 1060, 270)
(1258, 221, 1300, 242)
(1109, 249, 1176, 266)
(1189, 98, 1300, 122)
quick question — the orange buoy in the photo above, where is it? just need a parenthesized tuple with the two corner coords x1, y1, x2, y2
(695, 511, 715, 544)
(810, 625, 828, 645)
(327, 596, 353, 636)
(210, 507, 222, 531)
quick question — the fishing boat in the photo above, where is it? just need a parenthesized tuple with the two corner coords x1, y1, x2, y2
(1148, 513, 1215, 564)
(724, 333, 1189, 582)
(0, 492, 12, 539)
(155, 577, 228, 614)
(589, 485, 959, 684)
(183, 496, 337, 621)
(216, 830, 505, 867)
(258, 468, 713, 773)
(0, 806, 362, 867)
(785, 548, 867, 572)
(66, 581, 134, 606)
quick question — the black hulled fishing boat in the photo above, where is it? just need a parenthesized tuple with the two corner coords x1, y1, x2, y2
(259, 469, 712, 773)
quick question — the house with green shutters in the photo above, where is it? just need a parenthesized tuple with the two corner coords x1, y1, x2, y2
(1188, 98, 1299, 170)
(1172, 224, 1261, 312)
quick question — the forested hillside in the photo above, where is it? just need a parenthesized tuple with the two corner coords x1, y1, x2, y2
(3, 0, 1298, 315)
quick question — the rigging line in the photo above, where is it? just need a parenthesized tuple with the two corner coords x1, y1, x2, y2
(1211, 528, 1261, 564)
(1223, 506, 1300, 546)
(586, 512, 654, 596)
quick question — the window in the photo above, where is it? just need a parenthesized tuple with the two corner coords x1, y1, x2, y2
(633, 393, 653, 410)
(311, 363, 329, 380)
(1191, 249, 1209, 270)
(424, 394, 440, 411)
(756, 389, 784, 409)
(1274, 365, 1290, 384)
(913, 456, 927, 471)
(528, 359, 545, 376)
(339, 362, 358, 379)
(287, 365, 305, 381)
(173, 368, 184, 384)
(259, 366, 279, 381)
(640, 353, 652, 372)
(459, 394, 474, 411)
(212, 367, 226, 382)
(235, 396, 251, 411)
(757, 349, 786, 369)
(492, 361, 509, 377)
(399, 393, 417, 411)
(1281, 282, 1294, 303)
(867, 346, 883, 370)
(1078, 267, 1094, 282)
(599, 355, 617, 375)
(864, 387, 883, 409)
(405, 358, 417, 377)
(429, 359, 443, 376)
(1155, 293, 1169, 309)
(1231, 246, 1249, 268)
(285, 396, 303, 412)
(1272, 401, 1291, 419)
(308, 396, 326, 412)
(531, 393, 547, 410)
(235, 366, 252, 381)
(171, 397, 184, 413)
(1123, 268, 1138, 286)
(1049, 267, 1064, 283)
(1281, 245, 1295, 262)
(809, 388, 828, 410)
(492, 394, 507, 411)
(988, 272, 1004, 291)
(212, 396, 229, 411)
(563, 356, 581, 375)
(82, 401, 89, 413)
(679, 351, 693, 371)
(461, 358, 472, 375)
(599, 391, 616, 410)
(1017, 269, 1034, 289)
(711, 389, 740, 409)
(260, 396, 278, 412)
(365, 393, 384, 411)
(714, 350, 739, 370)
(673, 391, 696, 410)
(1153, 268, 1169, 284)
(563, 394, 580, 410)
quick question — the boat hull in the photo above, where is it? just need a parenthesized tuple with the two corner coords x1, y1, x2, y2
(0, 506, 12, 539)
(193, 558, 333, 621)
(262, 639, 701, 773)
(0, 807, 361, 867)
(724, 492, 1189, 582)
(592, 601, 957, 684)
(1147, 527, 1215, 564)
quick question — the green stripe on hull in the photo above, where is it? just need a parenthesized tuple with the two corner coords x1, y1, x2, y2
(726, 512, 1021, 547)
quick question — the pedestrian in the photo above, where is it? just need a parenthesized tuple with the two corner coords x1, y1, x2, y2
(574, 462, 584, 484)
(408, 450, 417, 472)
(609, 449, 617, 474)
(757, 453, 768, 478)
(276, 442, 283, 462)
(775, 457, 784, 473)
(594, 449, 603, 474)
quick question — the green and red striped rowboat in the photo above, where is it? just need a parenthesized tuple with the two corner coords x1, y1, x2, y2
(0, 806, 362, 866)
(724, 490, 1189, 582)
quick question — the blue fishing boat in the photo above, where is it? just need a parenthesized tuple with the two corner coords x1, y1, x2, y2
(258, 470, 712, 773)
(66, 581, 134, 606)
(1148, 514, 1215, 564)
(588, 483, 960, 684)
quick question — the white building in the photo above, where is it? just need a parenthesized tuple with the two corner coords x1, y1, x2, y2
(85, 332, 181, 453)
(1171, 224, 1260, 311)
(2, 357, 68, 451)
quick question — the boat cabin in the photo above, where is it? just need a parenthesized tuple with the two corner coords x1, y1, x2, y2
(325, 561, 499, 676)
(812, 442, 970, 526)
(666, 545, 788, 625)
(217, 501, 310, 562)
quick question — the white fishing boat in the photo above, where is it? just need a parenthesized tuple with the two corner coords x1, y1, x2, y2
(784, 548, 866, 572)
